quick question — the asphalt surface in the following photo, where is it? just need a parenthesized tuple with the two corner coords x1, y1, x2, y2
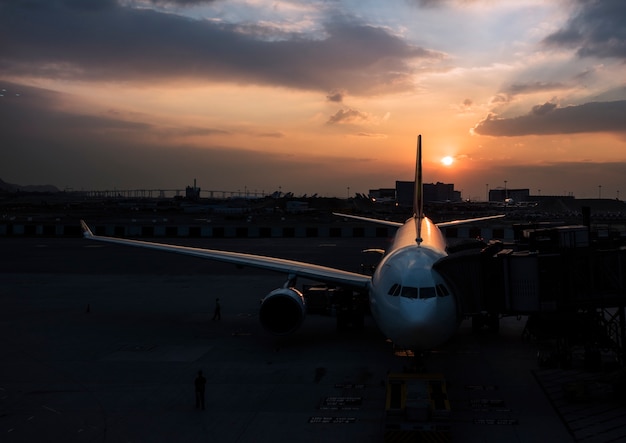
(1, 237, 578, 442)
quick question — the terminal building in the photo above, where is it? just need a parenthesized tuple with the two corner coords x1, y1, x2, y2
(370, 181, 462, 207)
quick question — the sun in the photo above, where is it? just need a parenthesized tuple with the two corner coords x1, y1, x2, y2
(441, 156, 454, 166)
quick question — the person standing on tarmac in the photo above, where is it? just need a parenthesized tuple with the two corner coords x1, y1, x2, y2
(195, 370, 206, 410)
(212, 297, 221, 321)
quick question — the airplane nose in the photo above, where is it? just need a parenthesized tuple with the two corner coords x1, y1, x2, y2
(393, 298, 457, 350)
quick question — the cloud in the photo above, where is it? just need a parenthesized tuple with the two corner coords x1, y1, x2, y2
(487, 82, 569, 105)
(326, 108, 376, 125)
(0, 0, 443, 95)
(472, 100, 626, 136)
(326, 89, 346, 103)
(0, 81, 151, 136)
(146, 0, 220, 5)
(257, 131, 285, 138)
(543, 0, 626, 60)
(355, 132, 387, 139)
(0, 81, 232, 151)
(530, 102, 557, 116)
(407, 0, 484, 8)
(503, 81, 567, 98)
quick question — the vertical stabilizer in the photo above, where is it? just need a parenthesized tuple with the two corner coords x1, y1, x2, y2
(414, 134, 423, 245)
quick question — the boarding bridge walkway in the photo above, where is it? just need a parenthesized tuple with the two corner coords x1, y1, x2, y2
(434, 224, 626, 367)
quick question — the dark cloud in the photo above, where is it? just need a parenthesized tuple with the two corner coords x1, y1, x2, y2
(0, 81, 151, 136)
(0, 81, 227, 152)
(543, 0, 626, 59)
(472, 100, 626, 136)
(326, 89, 346, 103)
(0, 0, 442, 95)
(530, 102, 557, 116)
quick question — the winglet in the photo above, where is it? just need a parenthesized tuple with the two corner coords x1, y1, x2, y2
(80, 220, 94, 238)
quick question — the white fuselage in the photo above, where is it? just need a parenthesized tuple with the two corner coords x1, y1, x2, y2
(369, 216, 457, 350)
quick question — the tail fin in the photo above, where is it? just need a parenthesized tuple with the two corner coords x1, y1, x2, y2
(414, 134, 423, 219)
(414, 135, 423, 244)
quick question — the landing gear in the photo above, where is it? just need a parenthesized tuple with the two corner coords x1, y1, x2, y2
(472, 313, 500, 334)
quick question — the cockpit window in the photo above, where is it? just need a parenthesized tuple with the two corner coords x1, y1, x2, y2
(401, 286, 418, 299)
(436, 284, 450, 297)
(388, 284, 401, 296)
(389, 284, 441, 299)
(420, 287, 436, 299)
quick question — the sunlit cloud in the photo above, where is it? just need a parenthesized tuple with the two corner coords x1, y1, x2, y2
(326, 108, 377, 125)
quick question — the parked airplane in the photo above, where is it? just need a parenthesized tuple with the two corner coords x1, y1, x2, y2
(80, 135, 504, 350)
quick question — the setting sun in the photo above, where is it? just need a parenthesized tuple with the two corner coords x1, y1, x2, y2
(441, 156, 454, 166)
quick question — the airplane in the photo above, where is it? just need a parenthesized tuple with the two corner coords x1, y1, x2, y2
(80, 135, 505, 350)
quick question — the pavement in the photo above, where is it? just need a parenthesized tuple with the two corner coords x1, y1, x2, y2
(0, 237, 588, 442)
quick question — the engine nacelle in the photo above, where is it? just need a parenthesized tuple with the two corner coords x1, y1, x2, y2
(259, 287, 306, 335)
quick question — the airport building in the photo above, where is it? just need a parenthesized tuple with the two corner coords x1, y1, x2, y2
(369, 181, 462, 207)
(396, 181, 461, 207)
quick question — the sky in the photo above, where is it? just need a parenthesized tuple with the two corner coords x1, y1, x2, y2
(1, 0, 625, 200)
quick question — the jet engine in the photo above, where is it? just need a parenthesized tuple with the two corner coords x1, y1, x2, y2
(259, 287, 306, 335)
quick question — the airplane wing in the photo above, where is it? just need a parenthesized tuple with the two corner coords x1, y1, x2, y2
(332, 212, 403, 227)
(435, 214, 506, 227)
(80, 221, 370, 290)
(332, 212, 505, 227)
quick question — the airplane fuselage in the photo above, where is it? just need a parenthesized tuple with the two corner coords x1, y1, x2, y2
(369, 216, 457, 349)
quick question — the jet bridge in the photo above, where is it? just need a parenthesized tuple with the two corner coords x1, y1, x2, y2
(434, 224, 626, 367)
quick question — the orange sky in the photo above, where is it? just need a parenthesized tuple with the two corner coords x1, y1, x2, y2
(1, 0, 625, 199)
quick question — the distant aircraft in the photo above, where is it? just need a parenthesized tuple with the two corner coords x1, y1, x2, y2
(81, 135, 504, 350)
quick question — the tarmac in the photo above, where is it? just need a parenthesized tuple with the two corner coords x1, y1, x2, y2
(0, 236, 587, 442)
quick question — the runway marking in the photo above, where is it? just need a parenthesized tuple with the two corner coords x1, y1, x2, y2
(473, 419, 518, 425)
(42, 405, 60, 414)
(320, 397, 362, 410)
(309, 417, 356, 424)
